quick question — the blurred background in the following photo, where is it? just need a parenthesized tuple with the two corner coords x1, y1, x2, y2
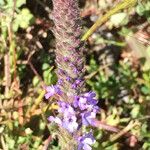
(0, 0, 150, 149)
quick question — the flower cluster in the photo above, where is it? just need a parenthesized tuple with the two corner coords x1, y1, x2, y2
(45, 85, 99, 150)
(77, 132, 96, 150)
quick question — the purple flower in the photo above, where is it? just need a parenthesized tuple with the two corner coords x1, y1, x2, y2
(81, 110, 97, 126)
(58, 101, 75, 116)
(78, 132, 95, 150)
(58, 79, 63, 85)
(48, 116, 62, 125)
(62, 114, 78, 133)
(48, 105, 78, 133)
(73, 92, 98, 111)
(66, 76, 71, 81)
(45, 85, 61, 99)
(64, 57, 69, 62)
(75, 79, 82, 85)
(84, 92, 98, 106)
(73, 96, 79, 108)
(84, 91, 96, 99)
(72, 79, 82, 89)
(56, 101, 78, 133)
(46, 86, 99, 144)
(73, 95, 89, 110)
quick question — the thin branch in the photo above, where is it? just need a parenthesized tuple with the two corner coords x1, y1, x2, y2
(28, 61, 45, 86)
(43, 136, 52, 150)
(94, 119, 120, 133)
(26, 90, 45, 118)
(81, 0, 137, 41)
(1, 135, 8, 150)
(110, 120, 139, 142)
(8, 0, 17, 82)
(27, 50, 45, 87)
(4, 53, 11, 96)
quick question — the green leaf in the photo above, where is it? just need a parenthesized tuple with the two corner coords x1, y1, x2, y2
(6, 0, 13, 7)
(17, 137, 26, 144)
(19, 8, 34, 29)
(141, 86, 150, 95)
(143, 141, 150, 150)
(42, 63, 50, 70)
(8, 139, 15, 149)
(130, 105, 140, 118)
(0, 0, 5, 5)
(32, 76, 40, 87)
(136, 4, 145, 16)
(16, 0, 26, 8)
(13, 8, 34, 32)
(110, 12, 129, 27)
(143, 73, 150, 82)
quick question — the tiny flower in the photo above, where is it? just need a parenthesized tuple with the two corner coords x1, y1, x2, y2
(73, 93, 98, 111)
(58, 79, 63, 85)
(73, 68, 79, 74)
(45, 85, 61, 99)
(84, 91, 96, 99)
(84, 92, 98, 107)
(81, 111, 97, 126)
(58, 101, 75, 117)
(73, 95, 88, 110)
(66, 76, 71, 81)
(75, 79, 82, 85)
(72, 84, 77, 89)
(73, 96, 79, 108)
(48, 116, 62, 125)
(72, 79, 82, 89)
(78, 132, 95, 150)
(77, 97, 87, 110)
(64, 57, 69, 62)
(62, 114, 78, 133)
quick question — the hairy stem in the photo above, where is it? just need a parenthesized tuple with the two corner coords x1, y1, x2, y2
(52, 0, 85, 97)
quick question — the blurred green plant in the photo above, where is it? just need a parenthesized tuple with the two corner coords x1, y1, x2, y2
(0, 0, 34, 33)
(86, 55, 150, 149)
(136, 1, 150, 22)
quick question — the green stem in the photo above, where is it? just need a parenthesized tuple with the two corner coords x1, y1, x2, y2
(81, 0, 137, 41)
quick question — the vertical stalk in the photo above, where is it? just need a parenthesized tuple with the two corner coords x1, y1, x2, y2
(51, 0, 85, 149)
(52, 0, 85, 97)
(4, 53, 11, 97)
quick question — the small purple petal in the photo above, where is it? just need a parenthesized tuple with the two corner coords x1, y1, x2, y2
(66, 76, 71, 81)
(75, 79, 82, 85)
(78, 97, 87, 110)
(72, 83, 77, 89)
(47, 116, 55, 122)
(58, 101, 75, 115)
(45, 93, 52, 99)
(84, 91, 96, 99)
(64, 57, 69, 62)
(73, 96, 79, 108)
(58, 79, 63, 85)
(62, 115, 78, 133)
(78, 132, 95, 150)
(45, 85, 61, 99)
(81, 111, 97, 126)
(83, 144, 92, 150)
(87, 99, 98, 107)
